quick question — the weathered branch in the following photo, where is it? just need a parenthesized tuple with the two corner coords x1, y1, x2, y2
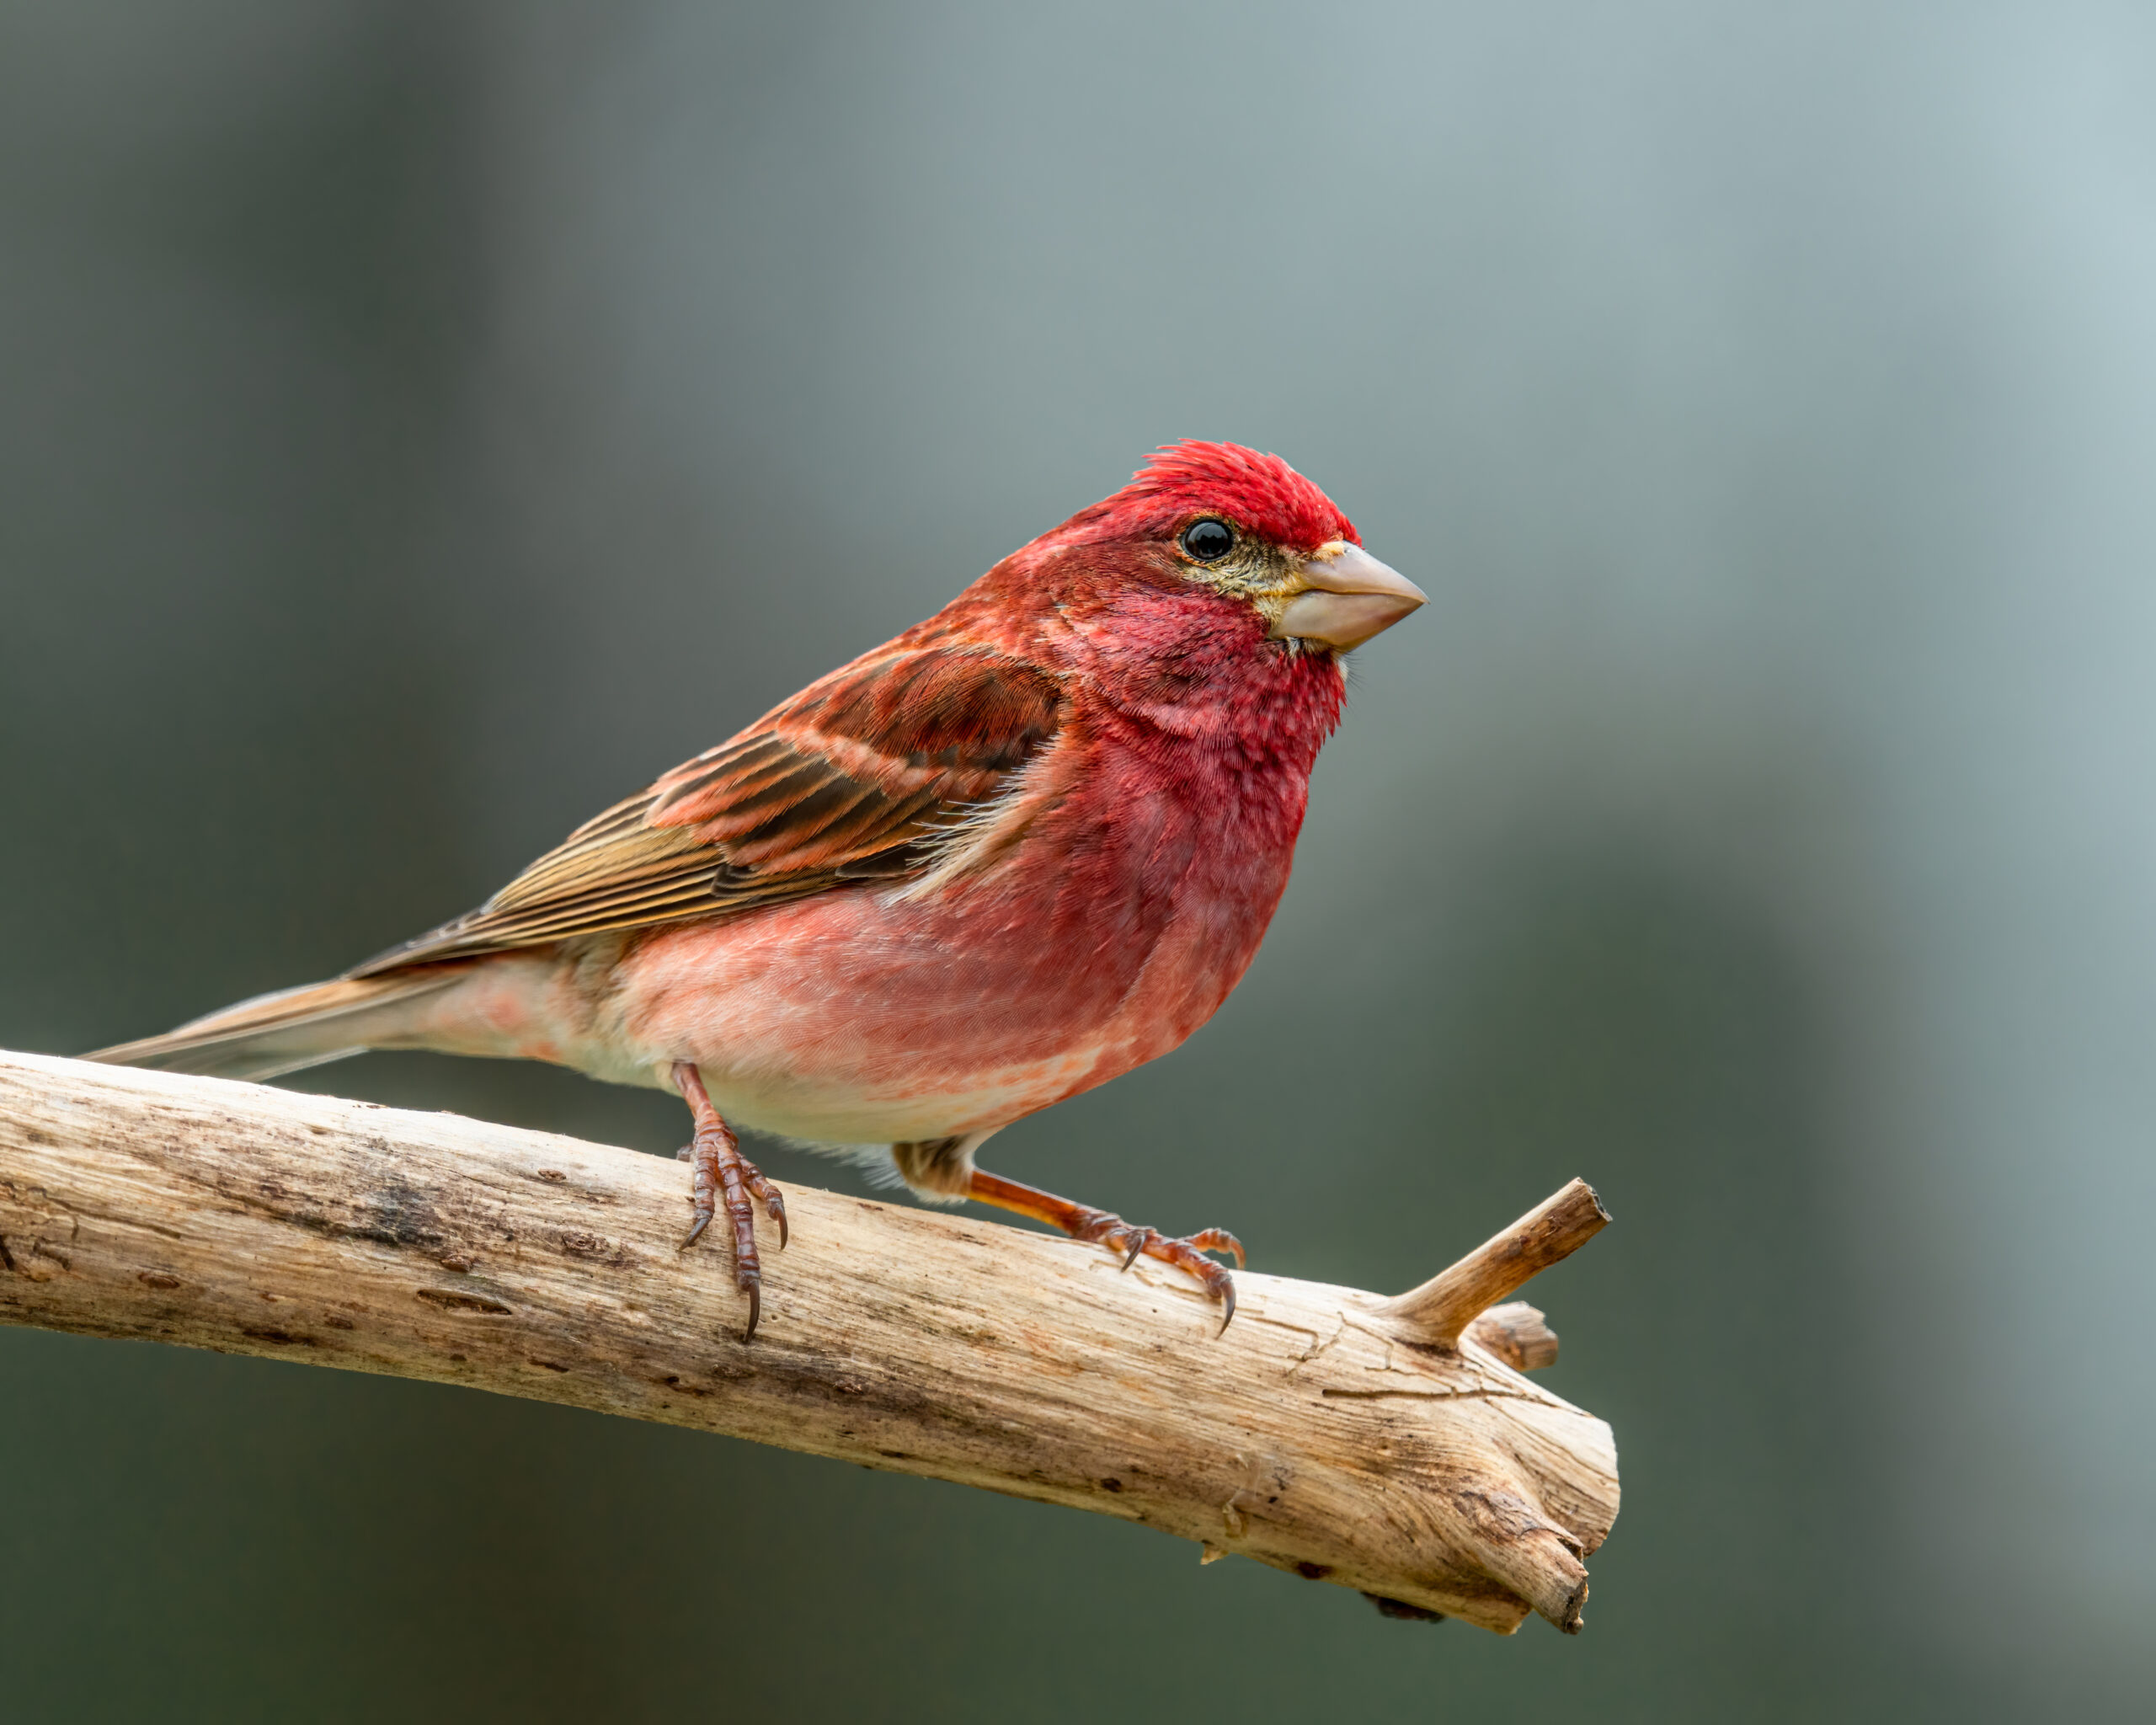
(1377, 1179, 1611, 1347)
(0, 1051, 1618, 1633)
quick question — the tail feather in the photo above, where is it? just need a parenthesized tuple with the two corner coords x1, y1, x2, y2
(83, 971, 463, 1082)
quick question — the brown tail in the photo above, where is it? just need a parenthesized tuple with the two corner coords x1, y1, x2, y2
(83, 971, 463, 1082)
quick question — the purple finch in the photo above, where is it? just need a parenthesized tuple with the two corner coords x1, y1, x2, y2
(91, 442, 1425, 1337)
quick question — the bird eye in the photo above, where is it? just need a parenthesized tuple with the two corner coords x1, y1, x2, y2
(1181, 518, 1234, 563)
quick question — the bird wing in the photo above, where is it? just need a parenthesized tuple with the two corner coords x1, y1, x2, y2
(349, 644, 1067, 975)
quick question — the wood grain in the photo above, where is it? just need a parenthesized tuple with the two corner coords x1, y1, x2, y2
(0, 1051, 1619, 1633)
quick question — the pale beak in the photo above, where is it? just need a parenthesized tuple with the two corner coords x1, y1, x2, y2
(1268, 541, 1428, 650)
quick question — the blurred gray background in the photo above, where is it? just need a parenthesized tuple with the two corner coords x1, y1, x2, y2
(3, 2, 2151, 1717)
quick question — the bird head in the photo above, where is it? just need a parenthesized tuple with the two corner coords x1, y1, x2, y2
(1036, 441, 1426, 653)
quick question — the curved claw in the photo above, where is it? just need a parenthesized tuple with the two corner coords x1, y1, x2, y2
(1118, 1230, 1150, 1271)
(768, 1190, 789, 1250)
(740, 1275, 760, 1343)
(1216, 1277, 1237, 1336)
(680, 1212, 712, 1251)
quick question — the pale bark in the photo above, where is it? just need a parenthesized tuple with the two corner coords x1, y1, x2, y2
(0, 1051, 1619, 1633)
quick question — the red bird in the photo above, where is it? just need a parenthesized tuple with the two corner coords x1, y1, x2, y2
(90, 442, 1424, 1338)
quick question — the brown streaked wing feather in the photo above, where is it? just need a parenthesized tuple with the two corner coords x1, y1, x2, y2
(348, 646, 1066, 977)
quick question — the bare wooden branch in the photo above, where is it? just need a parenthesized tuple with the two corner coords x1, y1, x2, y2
(1377, 1178, 1610, 1348)
(0, 1051, 1619, 1634)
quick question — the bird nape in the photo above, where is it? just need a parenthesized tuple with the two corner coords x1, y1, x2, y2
(87, 441, 1426, 1338)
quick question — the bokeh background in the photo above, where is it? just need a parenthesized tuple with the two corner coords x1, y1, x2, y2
(4, 2, 2152, 1717)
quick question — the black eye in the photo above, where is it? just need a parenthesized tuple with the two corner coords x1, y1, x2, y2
(1181, 518, 1235, 563)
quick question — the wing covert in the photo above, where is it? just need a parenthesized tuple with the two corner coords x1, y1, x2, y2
(350, 647, 1065, 976)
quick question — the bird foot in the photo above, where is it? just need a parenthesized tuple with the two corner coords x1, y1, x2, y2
(956, 1170, 1246, 1334)
(1069, 1210, 1244, 1331)
(673, 1062, 786, 1341)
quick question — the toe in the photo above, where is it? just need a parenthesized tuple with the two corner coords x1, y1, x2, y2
(1187, 1227, 1246, 1269)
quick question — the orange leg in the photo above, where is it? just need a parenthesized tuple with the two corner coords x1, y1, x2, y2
(965, 1169, 1245, 1333)
(673, 1061, 787, 1341)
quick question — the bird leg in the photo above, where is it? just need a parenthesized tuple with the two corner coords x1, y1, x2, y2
(672, 1060, 787, 1341)
(963, 1169, 1244, 1332)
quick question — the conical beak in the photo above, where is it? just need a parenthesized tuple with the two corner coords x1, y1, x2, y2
(1269, 542, 1428, 650)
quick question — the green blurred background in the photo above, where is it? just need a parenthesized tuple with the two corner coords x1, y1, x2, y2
(4, 3, 2152, 1717)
